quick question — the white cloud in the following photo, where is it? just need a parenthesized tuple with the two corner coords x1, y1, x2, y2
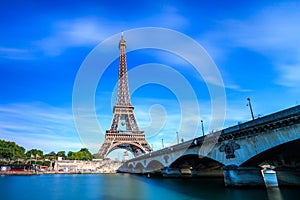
(0, 47, 35, 60)
(199, 2, 300, 91)
(225, 83, 252, 93)
(197, 2, 300, 55)
(220, 12, 300, 56)
(35, 18, 113, 56)
(276, 64, 300, 88)
(149, 5, 189, 30)
(35, 5, 189, 56)
(0, 102, 84, 153)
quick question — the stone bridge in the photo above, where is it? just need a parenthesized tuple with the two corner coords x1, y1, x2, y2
(118, 105, 300, 187)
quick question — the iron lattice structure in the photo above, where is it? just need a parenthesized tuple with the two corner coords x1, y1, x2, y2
(98, 33, 152, 158)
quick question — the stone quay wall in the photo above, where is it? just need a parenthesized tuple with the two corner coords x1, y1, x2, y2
(53, 159, 122, 174)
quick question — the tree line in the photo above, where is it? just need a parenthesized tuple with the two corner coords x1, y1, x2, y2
(0, 139, 95, 164)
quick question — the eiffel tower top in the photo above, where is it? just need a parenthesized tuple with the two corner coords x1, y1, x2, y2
(116, 32, 131, 107)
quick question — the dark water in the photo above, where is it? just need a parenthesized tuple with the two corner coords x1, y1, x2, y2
(0, 174, 298, 200)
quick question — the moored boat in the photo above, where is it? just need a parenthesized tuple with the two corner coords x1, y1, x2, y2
(0, 164, 35, 175)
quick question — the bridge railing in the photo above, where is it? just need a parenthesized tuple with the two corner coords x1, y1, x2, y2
(223, 105, 300, 135)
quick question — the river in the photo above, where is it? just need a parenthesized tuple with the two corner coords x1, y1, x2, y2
(0, 174, 298, 200)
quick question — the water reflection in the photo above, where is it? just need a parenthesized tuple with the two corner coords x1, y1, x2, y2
(0, 174, 298, 200)
(266, 187, 283, 200)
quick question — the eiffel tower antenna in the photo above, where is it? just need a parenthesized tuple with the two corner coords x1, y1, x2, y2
(98, 32, 152, 158)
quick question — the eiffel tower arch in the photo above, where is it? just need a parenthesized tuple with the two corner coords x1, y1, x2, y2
(98, 32, 152, 158)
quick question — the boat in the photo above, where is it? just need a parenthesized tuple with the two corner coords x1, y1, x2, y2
(0, 164, 35, 175)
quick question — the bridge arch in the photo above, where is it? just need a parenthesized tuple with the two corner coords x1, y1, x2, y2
(128, 163, 134, 170)
(146, 160, 164, 172)
(134, 163, 144, 173)
(230, 124, 300, 167)
(241, 138, 300, 167)
(169, 153, 223, 170)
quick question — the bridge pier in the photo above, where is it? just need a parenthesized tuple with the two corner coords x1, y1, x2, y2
(223, 166, 265, 187)
(276, 169, 300, 187)
(162, 167, 181, 177)
(191, 169, 223, 177)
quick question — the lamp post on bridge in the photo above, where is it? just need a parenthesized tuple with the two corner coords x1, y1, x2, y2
(161, 138, 164, 149)
(247, 97, 255, 120)
(201, 120, 205, 136)
(176, 131, 179, 144)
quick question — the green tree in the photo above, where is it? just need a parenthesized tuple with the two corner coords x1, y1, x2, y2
(46, 151, 56, 156)
(67, 148, 93, 160)
(36, 160, 43, 165)
(44, 151, 56, 160)
(67, 151, 73, 159)
(57, 151, 66, 158)
(72, 151, 85, 160)
(0, 139, 25, 161)
(26, 149, 44, 159)
(79, 148, 93, 160)
(43, 160, 51, 167)
(92, 153, 102, 159)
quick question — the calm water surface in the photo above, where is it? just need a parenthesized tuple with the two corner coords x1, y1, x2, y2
(0, 174, 298, 200)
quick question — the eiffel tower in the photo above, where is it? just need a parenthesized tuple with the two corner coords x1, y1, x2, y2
(98, 32, 152, 158)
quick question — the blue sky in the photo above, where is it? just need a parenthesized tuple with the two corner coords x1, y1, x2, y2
(1, 0, 300, 158)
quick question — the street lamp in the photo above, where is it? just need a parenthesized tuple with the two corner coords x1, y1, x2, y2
(176, 132, 179, 144)
(201, 120, 205, 136)
(247, 97, 254, 120)
(161, 138, 164, 149)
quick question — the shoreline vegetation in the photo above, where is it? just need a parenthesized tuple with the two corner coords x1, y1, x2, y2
(0, 139, 122, 175)
(0, 160, 122, 176)
(1, 170, 121, 176)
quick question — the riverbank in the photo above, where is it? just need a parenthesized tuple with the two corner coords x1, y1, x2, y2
(1, 159, 122, 175)
(0, 171, 119, 176)
(54, 159, 122, 173)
